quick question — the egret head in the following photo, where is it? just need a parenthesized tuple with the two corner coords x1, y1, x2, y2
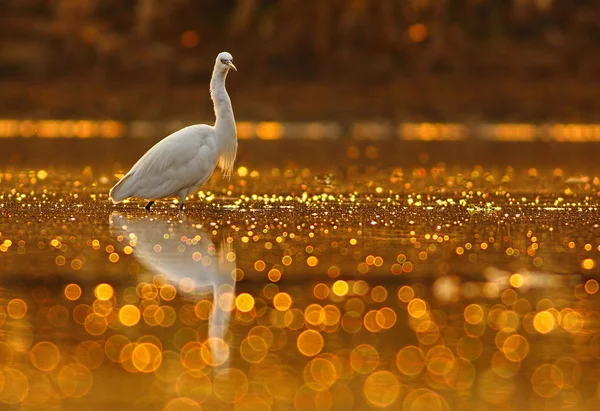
(216, 52, 236, 72)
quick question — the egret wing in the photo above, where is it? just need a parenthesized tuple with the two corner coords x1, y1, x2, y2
(111, 125, 218, 201)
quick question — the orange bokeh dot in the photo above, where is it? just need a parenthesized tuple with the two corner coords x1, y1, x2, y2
(273, 292, 292, 311)
(30, 341, 60, 371)
(236, 293, 255, 312)
(350, 344, 379, 374)
(119, 305, 141, 326)
(58, 363, 93, 398)
(132, 343, 162, 373)
(363, 370, 400, 407)
(94, 283, 114, 301)
(332, 280, 349, 296)
(407, 298, 428, 319)
(159, 284, 177, 301)
(180, 30, 200, 49)
(7, 299, 27, 319)
(502, 334, 530, 362)
(297, 330, 324, 357)
(0, 368, 28, 404)
(105, 335, 130, 363)
(181, 342, 206, 371)
(64, 284, 82, 300)
(396, 345, 425, 376)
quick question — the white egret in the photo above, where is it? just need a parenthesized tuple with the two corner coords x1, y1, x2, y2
(109, 51, 238, 211)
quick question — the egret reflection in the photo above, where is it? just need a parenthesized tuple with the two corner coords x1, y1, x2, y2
(109, 212, 235, 368)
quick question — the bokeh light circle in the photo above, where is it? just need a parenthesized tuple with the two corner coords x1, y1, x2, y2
(363, 370, 400, 408)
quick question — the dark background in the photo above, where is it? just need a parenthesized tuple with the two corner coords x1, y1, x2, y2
(2, 0, 600, 123)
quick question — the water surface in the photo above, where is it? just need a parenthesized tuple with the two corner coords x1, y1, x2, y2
(1, 162, 600, 410)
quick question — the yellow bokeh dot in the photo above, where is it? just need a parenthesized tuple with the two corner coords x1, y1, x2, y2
(332, 280, 349, 296)
(65, 284, 82, 301)
(534, 311, 556, 334)
(132, 343, 162, 373)
(307, 256, 319, 267)
(30, 341, 60, 371)
(94, 283, 114, 301)
(582, 258, 595, 270)
(58, 363, 93, 398)
(407, 298, 428, 319)
(363, 370, 400, 407)
(119, 305, 141, 326)
(236, 293, 255, 312)
(7, 299, 27, 319)
(510, 274, 524, 288)
(273, 292, 292, 311)
(109, 252, 119, 263)
(396, 345, 425, 376)
(297, 330, 324, 357)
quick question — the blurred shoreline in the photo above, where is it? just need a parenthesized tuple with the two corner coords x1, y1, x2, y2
(2, 76, 599, 122)
(2, 139, 600, 172)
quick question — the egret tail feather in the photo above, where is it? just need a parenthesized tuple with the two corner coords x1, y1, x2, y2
(109, 173, 135, 203)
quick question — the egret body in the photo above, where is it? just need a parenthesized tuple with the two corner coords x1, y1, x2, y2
(109, 52, 238, 211)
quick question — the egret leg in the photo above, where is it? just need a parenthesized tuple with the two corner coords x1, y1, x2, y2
(178, 190, 187, 211)
(145, 201, 155, 211)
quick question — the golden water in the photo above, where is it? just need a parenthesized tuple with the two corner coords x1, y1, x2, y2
(1, 164, 599, 410)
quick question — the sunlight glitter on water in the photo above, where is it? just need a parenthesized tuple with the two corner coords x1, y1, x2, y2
(1, 164, 600, 410)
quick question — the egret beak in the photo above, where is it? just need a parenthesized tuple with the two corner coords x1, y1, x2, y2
(227, 61, 237, 71)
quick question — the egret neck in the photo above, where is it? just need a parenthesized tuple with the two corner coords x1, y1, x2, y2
(210, 62, 237, 178)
